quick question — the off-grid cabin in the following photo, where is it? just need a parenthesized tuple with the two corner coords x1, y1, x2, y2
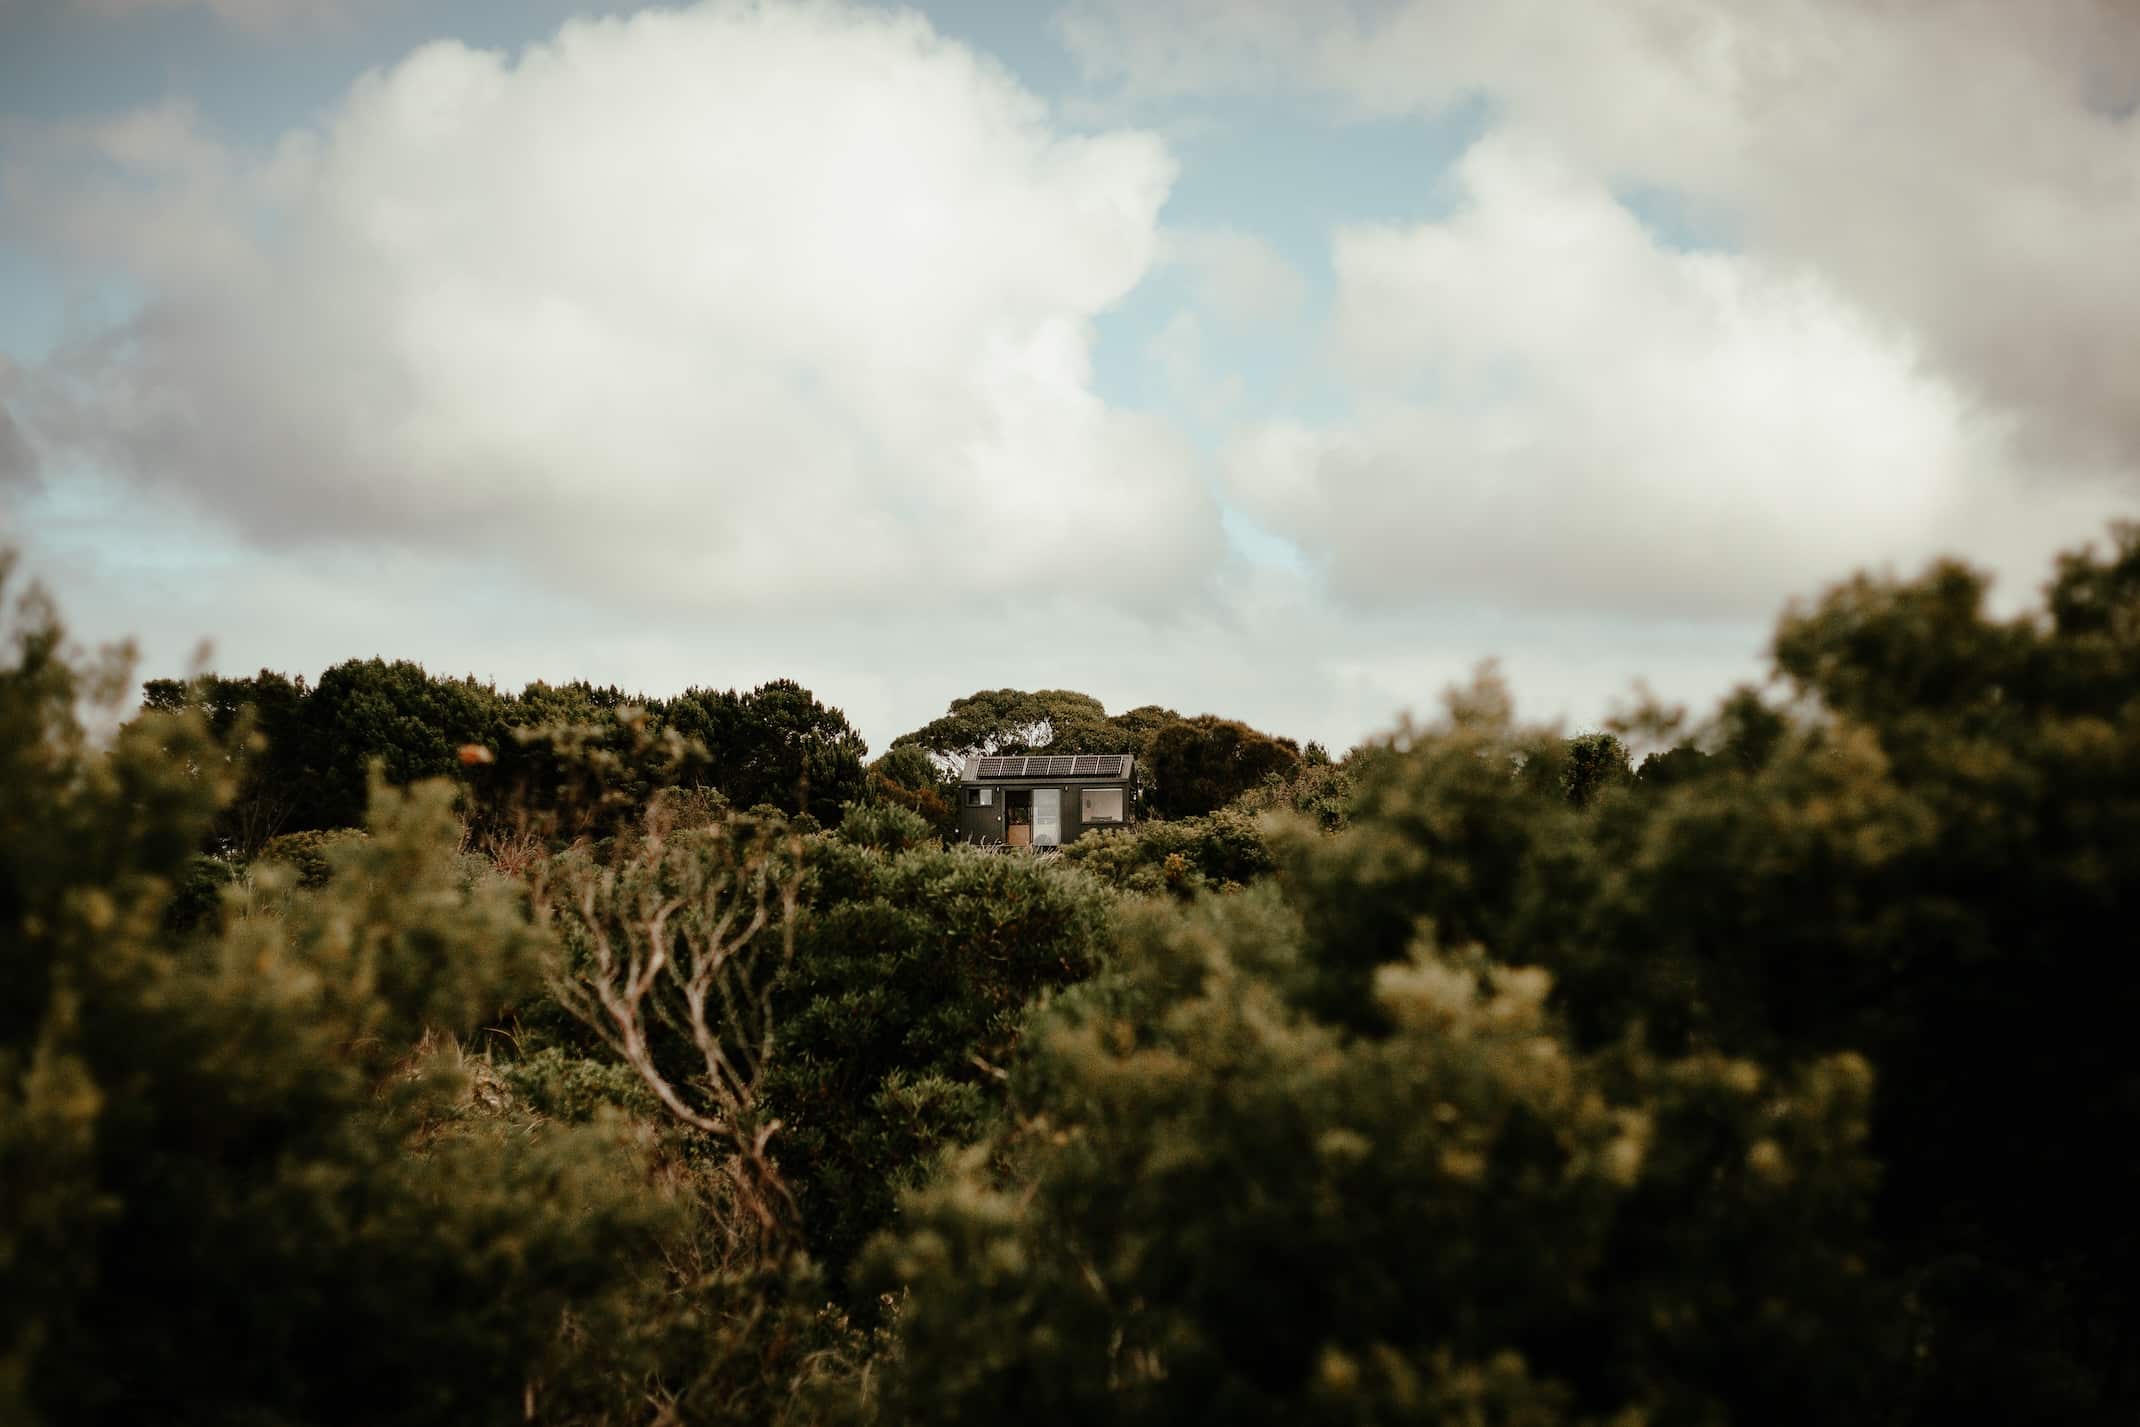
(957, 753, 1135, 847)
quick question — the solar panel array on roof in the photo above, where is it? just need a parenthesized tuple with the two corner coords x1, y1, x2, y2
(970, 754, 1129, 780)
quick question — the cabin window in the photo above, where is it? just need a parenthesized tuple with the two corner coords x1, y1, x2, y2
(966, 787, 992, 807)
(1081, 787, 1125, 823)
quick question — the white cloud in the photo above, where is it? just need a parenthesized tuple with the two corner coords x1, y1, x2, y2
(1060, 0, 2140, 473)
(1220, 135, 2120, 618)
(9, 2, 1220, 619)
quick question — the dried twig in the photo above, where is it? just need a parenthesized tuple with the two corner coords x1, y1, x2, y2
(534, 794, 806, 1247)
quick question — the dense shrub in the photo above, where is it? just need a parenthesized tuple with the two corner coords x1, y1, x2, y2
(1058, 806, 1276, 897)
(836, 800, 936, 855)
(0, 590, 665, 1424)
(862, 891, 1886, 1427)
(256, 826, 370, 889)
(762, 839, 1113, 1285)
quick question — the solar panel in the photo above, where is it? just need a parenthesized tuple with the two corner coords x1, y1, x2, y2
(970, 753, 1131, 781)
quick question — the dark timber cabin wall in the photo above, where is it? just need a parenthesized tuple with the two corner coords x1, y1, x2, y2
(956, 753, 1136, 847)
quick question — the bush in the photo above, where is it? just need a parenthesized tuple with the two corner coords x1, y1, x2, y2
(1060, 806, 1276, 897)
(837, 801, 936, 854)
(861, 891, 1885, 1427)
(762, 838, 1113, 1286)
(0, 594, 662, 1424)
(256, 826, 369, 889)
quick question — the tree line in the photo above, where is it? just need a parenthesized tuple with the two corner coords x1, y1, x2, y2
(4, 527, 2138, 1424)
(143, 660, 1325, 863)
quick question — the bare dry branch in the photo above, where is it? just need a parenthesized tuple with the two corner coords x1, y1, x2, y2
(532, 793, 807, 1247)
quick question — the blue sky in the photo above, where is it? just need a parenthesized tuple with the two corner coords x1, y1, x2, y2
(1, 0, 2133, 751)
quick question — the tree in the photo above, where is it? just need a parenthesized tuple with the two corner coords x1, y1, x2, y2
(866, 744, 955, 838)
(664, 679, 867, 823)
(141, 669, 313, 855)
(1243, 530, 2140, 1421)
(0, 569, 665, 1426)
(538, 801, 809, 1249)
(1146, 715, 1301, 818)
(1634, 743, 1710, 789)
(893, 688, 1127, 772)
(1557, 730, 1633, 807)
(296, 657, 508, 831)
(469, 703, 708, 847)
(1107, 703, 1185, 763)
(856, 525, 2140, 1424)
(862, 892, 1886, 1427)
(760, 834, 1111, 1286)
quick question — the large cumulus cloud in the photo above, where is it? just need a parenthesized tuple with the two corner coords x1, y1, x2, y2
(1218, 136, 2119, 618)
(1064, 0, 2140, 475)
(8, 1, 1220, 617)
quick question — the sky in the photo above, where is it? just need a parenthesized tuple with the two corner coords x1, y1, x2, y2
(1, 0, 2135, 754)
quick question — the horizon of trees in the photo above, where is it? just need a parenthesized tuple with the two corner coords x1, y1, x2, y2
(141, 657, 1346, 854)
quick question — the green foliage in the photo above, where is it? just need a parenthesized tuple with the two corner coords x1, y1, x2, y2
(861, 892, 1885, 1426)
(143, 668, 312, 854)
(1634, 742, 1710, 788)
(871, 744, 939, 791)
(300, 657, 509, 832)
(473, 705, 709, 843)
(1556, 730, 1633, 807)
(0, 577, 667, 1424)
(1058, 806, 1276, 897)
(1228, 751, 1358, 831)
(893, 688, 1104, 764)
(501, 1043, 664, 1123)
(256, 826, 369, 889)
(18, 526, 2140, 1424)
(837, 801, 936, 855)
(892, 689, 1175, 774)
(138, 661, 866, 847)
(865, 745, 956, 838)
(851, 525, 2140, 1424)
(1146, 714, 1301, 818)
(1104, 703, 1186, 764)
(763, 840, 1113, 1286)
(662, 679, 868, 825)
(1753, 527, 2140, 1419)
(165, 852, 238, 934)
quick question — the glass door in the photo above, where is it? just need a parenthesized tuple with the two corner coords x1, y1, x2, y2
(1032, 787, 1061, 847)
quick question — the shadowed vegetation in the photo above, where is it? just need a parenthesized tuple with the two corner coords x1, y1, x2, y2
(5, 527, 2140, 1423)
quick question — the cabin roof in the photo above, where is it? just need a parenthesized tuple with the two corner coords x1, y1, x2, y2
(960, 753, 1133, 783)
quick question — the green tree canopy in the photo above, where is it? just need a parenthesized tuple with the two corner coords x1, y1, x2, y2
(661, 679, 867, 824)
(0, 576, 668, 1426)
(864, 892, 1885, 1426)
(892, 689, 1173, 773)
(892, 688, 1106, 766)
(298, 657, 509, 831)
(1146, 714, 1301, 818)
